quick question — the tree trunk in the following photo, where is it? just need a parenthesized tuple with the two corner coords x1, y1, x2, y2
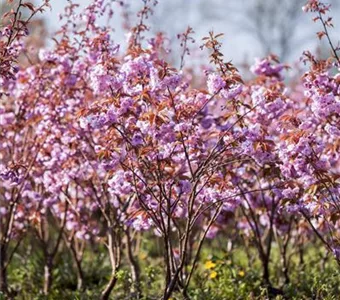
(101, 226, 120, 300)
(100, 272, 118, 300)
(126, 230, 141, 298)
(43, 256, 53, 295)
(261, 256, 271, 287)
(75, 257, 84, 291)
(70, 243, 84, 291)
(163, 270, 182, 300)
(281, 254, 290, 284)
(0, 245, 8, 295)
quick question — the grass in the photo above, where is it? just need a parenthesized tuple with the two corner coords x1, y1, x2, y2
(4, 235, 340, 299)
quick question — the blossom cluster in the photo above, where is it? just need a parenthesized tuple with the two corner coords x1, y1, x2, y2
(0, 0, 340, 298)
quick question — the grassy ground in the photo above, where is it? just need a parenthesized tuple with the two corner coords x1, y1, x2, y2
(2, 236, 340, 299)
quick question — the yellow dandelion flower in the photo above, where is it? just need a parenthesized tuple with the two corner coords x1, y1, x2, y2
(238, 270, 245, 277)
(139, 252, 147, 260)
(204, 260, 216, 269)
(210, 271, 218, 279)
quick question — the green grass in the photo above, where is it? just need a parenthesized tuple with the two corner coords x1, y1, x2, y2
(4, 236, 340, 299)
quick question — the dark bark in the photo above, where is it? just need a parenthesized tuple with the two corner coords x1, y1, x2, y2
(0, 245, 8, 295)
(126, 229, 142, 298)
(261, 255, 271, 286)
(100, 226, 120, 300)
(100, 272, 118, 300)
(69, 242, 84, 291)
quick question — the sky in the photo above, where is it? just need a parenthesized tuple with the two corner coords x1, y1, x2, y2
(29, 0, 340, 66)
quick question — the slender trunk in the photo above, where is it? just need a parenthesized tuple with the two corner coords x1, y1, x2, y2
(263, 203, 275, 287)
(125, 229, 141, 298)
(164, 269, 188, 300)
(281, 253, 290, 284)
(280, 235, 291, 285)
(163, 271, 180, 300)
(0, 245, 8, 294)
(101, 272, 118, 300)
(69, 243, 84, 291)
(101, 226, 120, 300)
(43, 256, 53, 296)
(75, 256, 84, 291)
(261, 255, 271, 287)
(182, 289, 190, 300)
(163, 235, 171, 289)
